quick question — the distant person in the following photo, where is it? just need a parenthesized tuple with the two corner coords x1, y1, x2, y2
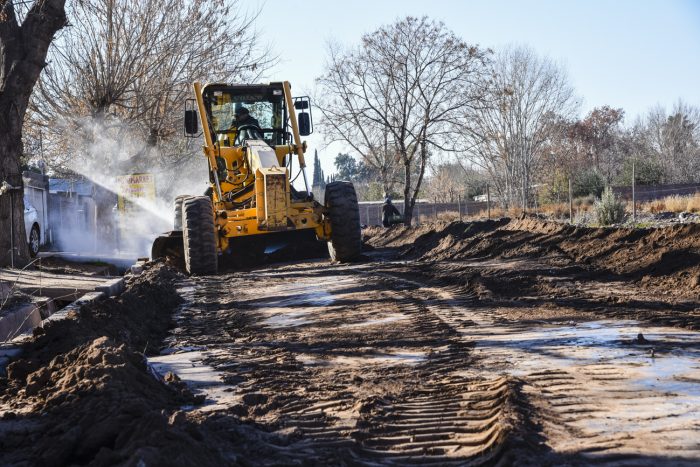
(382, 197, 401, 227)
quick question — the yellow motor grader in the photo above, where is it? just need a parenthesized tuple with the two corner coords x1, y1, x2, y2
(151, 81, 361, 274)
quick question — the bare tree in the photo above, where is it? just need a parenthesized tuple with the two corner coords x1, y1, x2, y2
(1, 0, 66, 267)
(317, 17, 490, 225)
(424, 163, 465, 203)
(316, 45, 401, 198)
(570, 106, 625, 184)
(461, 46, 578, 209)
(642, 101, 700, 183)
(29, 0, 274, 171)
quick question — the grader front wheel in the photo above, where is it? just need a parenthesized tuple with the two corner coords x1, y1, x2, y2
(182, 196, 218, 275)
(324, 181, 362, 262)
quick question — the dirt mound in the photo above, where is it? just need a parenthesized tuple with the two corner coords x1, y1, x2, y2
(364, 219, 508, 250)
(0, 263, 234, 466)
(0, 336, 228, 466)
(365, 216, 700, 295)
(505, 217, 700, 280)
(35, 262, 181, 362)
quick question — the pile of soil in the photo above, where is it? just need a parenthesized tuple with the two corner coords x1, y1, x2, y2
(0, 263, 231, 466)
(365, 216, 700, 296)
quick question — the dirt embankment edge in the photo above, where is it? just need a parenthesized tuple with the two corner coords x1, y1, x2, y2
(364, 216, 700, 296)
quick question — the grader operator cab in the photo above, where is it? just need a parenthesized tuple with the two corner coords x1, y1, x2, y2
(151, 81, 361, 274)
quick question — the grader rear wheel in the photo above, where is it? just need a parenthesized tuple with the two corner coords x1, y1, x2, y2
(324, 181, 362, 262)
(182, 196, 218, 275)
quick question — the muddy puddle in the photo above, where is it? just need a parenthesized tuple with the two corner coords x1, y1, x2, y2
(450, 310, 700, 458)
(296, 349, 427, 367)
(340, 313, 409, 328)
(246, 278, 352, 329)
(148, 350, 236, 411)
(467, 319, 700, 387)
(256, 290, 334, 328)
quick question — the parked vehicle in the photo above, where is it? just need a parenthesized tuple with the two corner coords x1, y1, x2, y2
(24, 196, 42, 257)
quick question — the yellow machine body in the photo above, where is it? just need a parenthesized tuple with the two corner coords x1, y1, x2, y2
(192, 81, 331, 254)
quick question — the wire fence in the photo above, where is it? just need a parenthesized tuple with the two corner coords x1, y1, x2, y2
(359, 200, 489, 226)
(359, 182, 700, 226)
(612, 183, 700, 201)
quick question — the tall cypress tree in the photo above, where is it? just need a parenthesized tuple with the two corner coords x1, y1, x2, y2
(312, 150, 326, 188)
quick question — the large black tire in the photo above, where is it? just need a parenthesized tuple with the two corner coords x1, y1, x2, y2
(324, 181, 362, 262)
(182, 196, 218, 275)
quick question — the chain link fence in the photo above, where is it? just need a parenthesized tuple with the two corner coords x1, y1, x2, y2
(359, 182, 700, 226)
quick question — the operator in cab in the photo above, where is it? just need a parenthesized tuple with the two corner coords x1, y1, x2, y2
(233, 106, 262, 140)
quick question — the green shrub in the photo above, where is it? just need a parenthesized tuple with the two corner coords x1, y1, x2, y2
(618, 158, 665, 185)
(573, 195, 595, 208)
(594, 187, 626, 225)
(573, 169, 605, 198)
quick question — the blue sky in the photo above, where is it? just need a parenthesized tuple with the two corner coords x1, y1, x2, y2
(255, 0, 700, 176)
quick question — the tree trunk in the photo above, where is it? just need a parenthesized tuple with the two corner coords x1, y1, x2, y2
(403, 162, 413, 226)
(0, 0, 67, 267)
(0, 134, 29, 267)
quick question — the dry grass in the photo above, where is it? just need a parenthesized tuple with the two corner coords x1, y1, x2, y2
(687, 193, 700, 213)
(640, 192, 700, 214)
(665, 195, 689, 212)
(539, 202, 570, 219)
(471, 206, 524, 219)
(646, 199, 667, 214)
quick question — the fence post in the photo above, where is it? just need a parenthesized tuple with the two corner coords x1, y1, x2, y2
(434, 203, 437, 220)
(568, 177, 573, 224)
(632, 161, 636, 224)
(9, 190, 15, 268)
(458, 195, 462, 221)
(93, 202, 98, 252)
(486, 184, 491, 220)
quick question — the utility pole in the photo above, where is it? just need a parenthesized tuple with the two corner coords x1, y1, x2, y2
(632, 160, 636, 224)
(569, 177, 573, 224)
(486, 184, 491, 220)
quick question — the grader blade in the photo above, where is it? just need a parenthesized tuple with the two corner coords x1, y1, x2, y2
(151, 231, 184, 268)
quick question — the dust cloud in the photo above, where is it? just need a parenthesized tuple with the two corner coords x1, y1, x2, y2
(55, 116, 209, 257)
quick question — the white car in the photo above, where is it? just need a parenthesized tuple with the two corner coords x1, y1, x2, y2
(24, 197, 42, 257)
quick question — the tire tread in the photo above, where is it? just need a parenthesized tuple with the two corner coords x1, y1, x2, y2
(182, 196, 217, 274)
(325, 181, 362, 262)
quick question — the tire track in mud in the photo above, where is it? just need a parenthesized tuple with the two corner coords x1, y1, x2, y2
(373, 263, 700, 465)
(159, 263, 514, 465)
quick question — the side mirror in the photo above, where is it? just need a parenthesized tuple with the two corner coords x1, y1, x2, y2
(184, 109, 198, 135)
(298, 112, 311, 136)
(293, 96, 313, 136)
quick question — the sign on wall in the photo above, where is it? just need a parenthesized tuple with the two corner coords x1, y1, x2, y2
(116, 173, 156, 212)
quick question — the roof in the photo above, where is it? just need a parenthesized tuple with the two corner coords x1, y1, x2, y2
(49, 179, 94, 196)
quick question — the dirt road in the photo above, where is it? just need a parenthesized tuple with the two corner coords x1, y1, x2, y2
(2, 218, 699, 465)
(151, 223, 700, 465)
